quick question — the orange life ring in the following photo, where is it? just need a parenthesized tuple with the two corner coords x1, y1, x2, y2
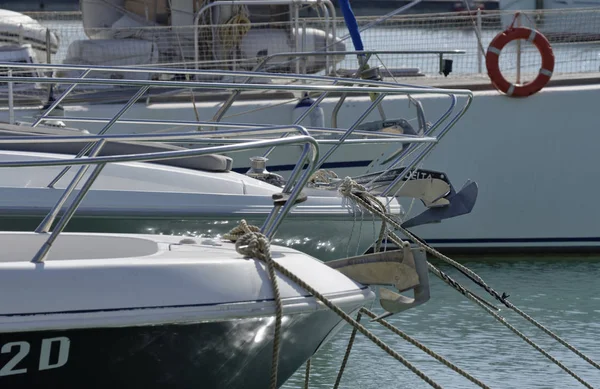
(485, 27, 555, 97)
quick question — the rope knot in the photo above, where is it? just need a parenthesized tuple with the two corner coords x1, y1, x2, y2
(225, 219, 271, 262)
(338, 176, 367, 196)
(309, 169, 339, 185)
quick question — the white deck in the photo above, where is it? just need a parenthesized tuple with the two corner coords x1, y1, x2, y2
(0, 232, 374, 332)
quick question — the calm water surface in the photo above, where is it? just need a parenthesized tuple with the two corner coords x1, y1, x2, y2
(284, 257, 600, 389)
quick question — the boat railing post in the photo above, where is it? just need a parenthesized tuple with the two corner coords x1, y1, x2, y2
(35, 139, 108, 234)
(32, 161, 108, 264)
(477, 8, 483, 73)
(8, 69, 14, 125)
(380, 93, 473, 198)
(260, 131, 320, 239)
(45, 28, 51, 65)
(33, 68, 93, 127)
(331, 56, 372, 127)
(295, 3, 300, 74)
(331, 92, 347, 128)
(324, 0, 337, 73)
(302, 20, 307, 76)
(32, 139, 108, 263)
(320, 2, 330, 76)
(193, 4, 204, 74)
(316, 92, 386, 168)
(211, 59, 268, 122)
(46, 85, 150, 188)
(516, 12, 522, 85)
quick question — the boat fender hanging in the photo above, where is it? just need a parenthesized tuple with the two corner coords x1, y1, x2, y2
(485, 27, 555, 97)
(292, 92, 325, 128)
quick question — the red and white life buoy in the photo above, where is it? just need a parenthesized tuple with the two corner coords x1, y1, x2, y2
(485, 27, 555, 97)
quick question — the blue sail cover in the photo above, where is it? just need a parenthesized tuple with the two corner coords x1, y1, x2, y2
(338, 0, 366, 63)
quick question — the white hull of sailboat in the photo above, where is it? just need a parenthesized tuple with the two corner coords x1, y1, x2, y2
(3, 82, 597, 252)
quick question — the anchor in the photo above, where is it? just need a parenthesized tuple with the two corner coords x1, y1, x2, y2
(352, 167, 452, 207)
(326, 242, 430, 320)
(401, 179, 478, 228)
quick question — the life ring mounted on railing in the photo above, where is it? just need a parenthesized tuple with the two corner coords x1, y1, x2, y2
(485, 26, 555, 97)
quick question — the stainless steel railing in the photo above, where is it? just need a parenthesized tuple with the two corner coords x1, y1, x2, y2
(0, 62, 473, 204)
(0, 130, 319, 263)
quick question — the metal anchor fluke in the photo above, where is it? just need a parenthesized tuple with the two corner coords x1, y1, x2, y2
(327, 243, 430, 320)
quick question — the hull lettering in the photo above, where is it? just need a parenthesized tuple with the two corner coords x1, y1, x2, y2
(0, 337, 70, 377)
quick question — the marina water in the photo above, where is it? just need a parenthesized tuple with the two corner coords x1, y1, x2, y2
(284, 257, 600, 388)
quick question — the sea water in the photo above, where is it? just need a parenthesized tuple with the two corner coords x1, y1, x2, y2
(283, 257, 600, 388)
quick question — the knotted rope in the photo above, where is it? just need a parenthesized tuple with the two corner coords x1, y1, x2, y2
(218, 7, 251, 51)
(338, 177, 389, 253)
(308, 169, 339, 185)
(225, 220, 446, 389)
(226, 220, 282, 389)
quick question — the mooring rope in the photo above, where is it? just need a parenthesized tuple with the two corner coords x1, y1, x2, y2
(338, 177, 599, 386)
(339, 177, 388, 254)
(333, 310, 362, 389)
(308, 169, 339, 185)
(226, 220, 283, 389)
(227, 220, 445, 388)
(384, 233, 499, 311)
(304, 359, 311, 389)
(333, 308, 492, 389)
(268, 257, 446, 389)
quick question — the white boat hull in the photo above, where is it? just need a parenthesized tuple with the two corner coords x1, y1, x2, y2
(4, 82, 597, 252)
(0, 150, 400, 259)
(0, 232, 374, 388)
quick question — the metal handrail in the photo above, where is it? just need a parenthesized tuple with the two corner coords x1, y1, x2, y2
(0, 75, 472, 96)
(23, 120, 439, 144)
(382, 93, 472, 198)
(0, 62, 473, 144)
(0, 131, 319, 262)
(0, 62, 469, 94)
(0, 63, 474, 199)
(253, 49, 466, 73)
(32, 69, 92, 127)
(211, 49, 466, 124)
(47, 86, 150, 188)
(0, 60, 469, 144)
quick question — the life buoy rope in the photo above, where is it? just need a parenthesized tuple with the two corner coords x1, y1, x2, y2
(486, 26, 555, 97)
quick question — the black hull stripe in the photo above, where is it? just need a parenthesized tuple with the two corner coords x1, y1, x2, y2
(0, 298, 292, 318)
(372, 237, 600, 255)
(0, 287, 368, 317)
(232, 159, 372, 173)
